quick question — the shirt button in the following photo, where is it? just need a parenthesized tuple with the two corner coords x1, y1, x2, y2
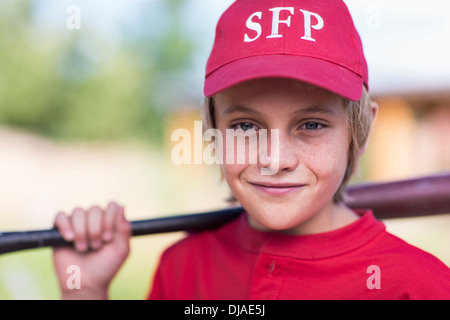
(268, 261, 276, 273)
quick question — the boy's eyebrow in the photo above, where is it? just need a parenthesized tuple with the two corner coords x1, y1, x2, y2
(222, 105, 262, 116)
(291, 105, 339, 117)
(223, 104, 339, 117)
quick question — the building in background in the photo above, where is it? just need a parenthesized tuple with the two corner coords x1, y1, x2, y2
(368, 90, 450, 181)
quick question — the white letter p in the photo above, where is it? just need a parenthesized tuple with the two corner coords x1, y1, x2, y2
(300, 9, 323, 42)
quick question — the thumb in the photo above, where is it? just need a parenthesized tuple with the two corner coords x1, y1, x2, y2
(113, 206, 131, 257)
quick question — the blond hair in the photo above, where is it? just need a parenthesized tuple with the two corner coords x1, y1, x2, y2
(202, 85, 373, 204)
(336, 86, 373, 202)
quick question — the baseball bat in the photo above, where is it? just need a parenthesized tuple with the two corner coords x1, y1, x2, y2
(0, 173, 449, 255)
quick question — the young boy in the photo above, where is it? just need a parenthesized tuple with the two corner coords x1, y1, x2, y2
(53, 0, 450, 299)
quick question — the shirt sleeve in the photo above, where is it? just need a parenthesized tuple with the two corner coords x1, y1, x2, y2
(147, 248, 171, 300)
(145, 235, 198, 300)
(147, 266, 164, 299)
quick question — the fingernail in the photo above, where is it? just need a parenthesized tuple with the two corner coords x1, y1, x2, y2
(75, 241, 87, 252)
(103, 231, 112, 242)
(65, 231, 74, 241)
(91, 240, 101, 250)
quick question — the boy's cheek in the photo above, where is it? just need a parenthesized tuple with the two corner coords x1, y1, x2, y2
(310, 153, 348, 180)
(221, 163, 247, 181)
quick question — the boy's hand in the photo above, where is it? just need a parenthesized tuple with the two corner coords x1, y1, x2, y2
(52, 201, 131, 299)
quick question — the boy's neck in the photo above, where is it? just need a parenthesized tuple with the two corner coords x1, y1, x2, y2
(249, 201, 360, 236)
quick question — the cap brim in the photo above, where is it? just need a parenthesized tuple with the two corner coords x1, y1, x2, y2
(204, 55, 363, 101)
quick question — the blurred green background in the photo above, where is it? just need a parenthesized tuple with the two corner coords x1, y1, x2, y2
(0, 0, 449, 299)
(0, 0, 198, 143)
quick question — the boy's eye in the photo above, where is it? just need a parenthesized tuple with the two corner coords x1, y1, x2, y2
(234, 122, 256, 131)
(301, 122, 323, 130)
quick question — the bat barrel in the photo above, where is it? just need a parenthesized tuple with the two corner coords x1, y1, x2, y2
(345, 173, 450, 219)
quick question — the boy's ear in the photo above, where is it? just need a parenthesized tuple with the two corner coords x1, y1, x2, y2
(370, 101, 379, 121)
(359, 101, 379, 156)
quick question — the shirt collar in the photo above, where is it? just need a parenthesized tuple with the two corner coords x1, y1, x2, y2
(233, 209, 385, 260)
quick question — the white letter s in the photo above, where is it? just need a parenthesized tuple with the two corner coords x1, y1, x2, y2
(244, 12, 262, 42)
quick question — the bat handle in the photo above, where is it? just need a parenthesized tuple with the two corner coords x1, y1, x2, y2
(0, 229, 69, 254)
(0, 207, 244, 255)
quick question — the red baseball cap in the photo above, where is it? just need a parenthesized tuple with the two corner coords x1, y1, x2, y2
(204, 0, 368, 101)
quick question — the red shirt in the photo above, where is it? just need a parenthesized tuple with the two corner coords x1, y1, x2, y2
(148, 210, 450, 300)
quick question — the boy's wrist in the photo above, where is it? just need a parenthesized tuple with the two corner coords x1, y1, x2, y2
(61, 287, 109, 300)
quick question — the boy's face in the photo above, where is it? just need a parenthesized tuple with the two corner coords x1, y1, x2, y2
(213, 78, 354, 234)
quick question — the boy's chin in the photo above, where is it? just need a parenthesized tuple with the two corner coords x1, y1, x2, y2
(246, 208, 313, 234)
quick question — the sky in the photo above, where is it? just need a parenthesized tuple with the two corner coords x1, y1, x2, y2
(32, 0, 450, 97)
(345, 0, 450, 95)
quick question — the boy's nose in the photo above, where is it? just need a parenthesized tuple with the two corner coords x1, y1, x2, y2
(258, 131, 299, 175)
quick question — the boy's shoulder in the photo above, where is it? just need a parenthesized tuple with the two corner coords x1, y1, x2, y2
(375, 230, 449, 271)
(160, 212, 242, 262)
(369, 229, 450, 299)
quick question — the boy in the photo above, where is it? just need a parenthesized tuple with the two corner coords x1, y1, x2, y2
(53, 0, 450, 299)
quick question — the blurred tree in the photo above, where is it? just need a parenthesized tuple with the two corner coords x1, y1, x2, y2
(0, 0, 60, 133)
(0, 0, 197, 145)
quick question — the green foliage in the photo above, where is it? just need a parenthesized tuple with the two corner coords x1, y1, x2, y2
(0, 0, 196, 144)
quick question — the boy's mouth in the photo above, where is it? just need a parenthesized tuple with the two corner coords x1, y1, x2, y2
(248, 182, 305, 196)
